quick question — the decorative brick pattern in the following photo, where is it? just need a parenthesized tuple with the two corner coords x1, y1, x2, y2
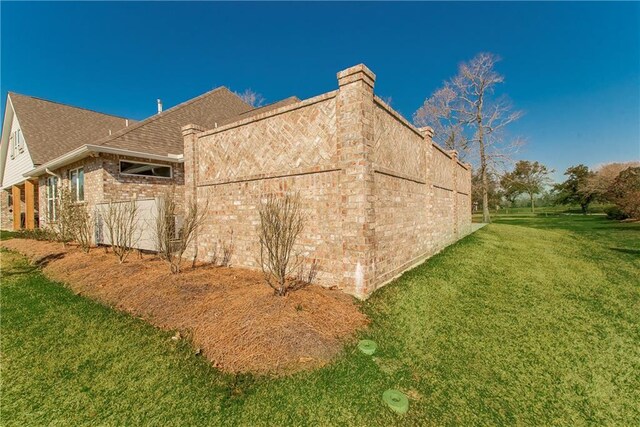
(197, 97, 337, 185)
(372, 102, 426, 182)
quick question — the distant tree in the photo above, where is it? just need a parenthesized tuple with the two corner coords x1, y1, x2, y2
(499, 172, 521, 213)
(414, 53, 524, 223)
(235, 89, 265, 107)
(472, 171, 501, 211)
(608, 167, 640, 219)
(554, 164, 597, 214)
(502, 160, 553, 212)
(585, 161, 640, 201)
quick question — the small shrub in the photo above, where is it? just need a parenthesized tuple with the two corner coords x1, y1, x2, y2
(605, 205, 629, 220)
(154, 190, 207, 273)
(101, 199, 140, 264)
(258, 193, 305, 296)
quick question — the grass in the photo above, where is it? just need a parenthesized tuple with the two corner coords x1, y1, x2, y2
(1, 215, 639, 425)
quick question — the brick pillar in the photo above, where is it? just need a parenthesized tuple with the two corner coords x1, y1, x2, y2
(11, 185, 21, 230)
(449, 150, 459, 240)
(420, 127, 436, 253)
(24, 180, 36, 230)
(336, 64, 377, 298)
(182, 123, 206, 259)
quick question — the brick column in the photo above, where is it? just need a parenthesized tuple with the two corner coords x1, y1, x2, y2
(420, 127, 436, 253)
(182, 124, 206, 204)
(182, 123, 206, 260)
(11, 185, 21, 230)
(336, 64, 377, 298)
(449, 150, 460, 240)
(24, 180, 36, 230)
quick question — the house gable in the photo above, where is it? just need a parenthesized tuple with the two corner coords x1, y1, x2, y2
(1, 95, 35, 189)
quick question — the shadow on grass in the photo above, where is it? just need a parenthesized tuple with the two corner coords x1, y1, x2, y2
(2, 265, 40, 277)
(610, 247, 640, 256)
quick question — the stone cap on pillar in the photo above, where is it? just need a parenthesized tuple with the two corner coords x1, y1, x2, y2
(181, 123, 206, 137)
(418, 126, 434, 139)
(337, 64, 376, 88)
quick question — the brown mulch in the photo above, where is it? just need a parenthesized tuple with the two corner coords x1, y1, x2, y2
(1, 239, 368, 375)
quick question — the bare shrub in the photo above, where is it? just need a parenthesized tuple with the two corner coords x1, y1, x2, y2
(154, 190, 207, 273)
(295, 258, 320, 288)
(258, 193, 305, 296)
(101, 199, 140, 264)
(221, 230, 234, 267)
(53, 188, 76, 246)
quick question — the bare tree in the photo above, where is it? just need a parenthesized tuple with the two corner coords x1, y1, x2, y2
(414, 85, 468, 155)
(415, 53, 524, 222)
(258, 193, 305, 296)
(154, 190, 207, 273)
(235, 89, 265, 107)
(101, 200, 140, 264)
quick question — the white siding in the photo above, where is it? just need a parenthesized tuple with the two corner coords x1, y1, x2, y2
(1, 111, 35, 189)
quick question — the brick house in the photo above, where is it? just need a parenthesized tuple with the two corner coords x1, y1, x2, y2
(0, 89, 293, 233)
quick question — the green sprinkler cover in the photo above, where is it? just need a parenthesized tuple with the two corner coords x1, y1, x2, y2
(358, 339, 377, 355)
(383, 389, 409, 414)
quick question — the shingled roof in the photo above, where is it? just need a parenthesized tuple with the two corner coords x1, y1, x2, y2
(9, 92, 133, 165)
(93, 87, 255, 157)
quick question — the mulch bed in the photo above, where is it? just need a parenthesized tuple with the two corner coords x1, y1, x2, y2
(1, 239, 368, 375)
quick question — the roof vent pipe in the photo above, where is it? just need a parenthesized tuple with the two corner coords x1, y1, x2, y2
(125, 119, 129, 127)
(157, 99, 163, 114)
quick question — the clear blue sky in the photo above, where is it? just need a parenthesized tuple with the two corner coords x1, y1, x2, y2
(1, 1, 638, 181)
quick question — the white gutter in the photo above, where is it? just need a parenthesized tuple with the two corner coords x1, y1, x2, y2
(24, 144, 184, 178)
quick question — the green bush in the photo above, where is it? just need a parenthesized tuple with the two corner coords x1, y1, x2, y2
(605, 205, 629, 220)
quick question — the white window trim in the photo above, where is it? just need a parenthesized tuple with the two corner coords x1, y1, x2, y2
(46, 176, 58, 222)
(16, 129, 24, 153)
(68, 167, 85, 202)
(9, 133, 15, 159)
(119, 160, 173, 179)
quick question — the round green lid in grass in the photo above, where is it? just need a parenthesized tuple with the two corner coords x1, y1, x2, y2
(383, 389, 409, 414)
(358, 339, 377, 355)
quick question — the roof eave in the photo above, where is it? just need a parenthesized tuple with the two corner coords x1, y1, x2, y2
(24, 145, 184, 178)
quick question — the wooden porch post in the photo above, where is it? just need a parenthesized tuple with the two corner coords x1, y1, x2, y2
(11, 185, 21, 230)
(25, 180, 35, 230)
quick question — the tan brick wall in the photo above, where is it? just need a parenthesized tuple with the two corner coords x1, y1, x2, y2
(187, 64, 472, 298)
(1, 189, 16, 230)
(38, 154, 184, 235)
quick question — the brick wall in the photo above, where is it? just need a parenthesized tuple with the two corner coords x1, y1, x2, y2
(186, 64, 472, 298)
(39, 154, 184, 235)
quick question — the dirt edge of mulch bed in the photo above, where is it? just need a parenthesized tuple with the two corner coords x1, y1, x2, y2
(0, 239, 369, 376)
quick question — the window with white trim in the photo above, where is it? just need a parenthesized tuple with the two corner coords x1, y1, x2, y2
(15, 129, 24, 153)
(119, 160, 172, 178)
(69, 167, 85, 202)
(46, 176, 58, 221)
(9, 133, 15, 159)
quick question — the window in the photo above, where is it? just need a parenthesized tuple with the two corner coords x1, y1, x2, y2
(69, 167, 84, 202)
(15, 129, 24, 153)
(9, 133, 15, 159)
(119, 160, 172, 178)
(46, 176, 58, 221)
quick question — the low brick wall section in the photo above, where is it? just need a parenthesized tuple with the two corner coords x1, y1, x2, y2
(184, 64, 472, 298)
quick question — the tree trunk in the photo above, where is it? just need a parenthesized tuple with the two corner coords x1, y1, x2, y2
(530, 193, 535, 213)
(581, 203, 588, 215)
(478, 94, 490, 223)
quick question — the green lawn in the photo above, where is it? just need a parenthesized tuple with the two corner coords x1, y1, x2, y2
(1, 215, 639, 426)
